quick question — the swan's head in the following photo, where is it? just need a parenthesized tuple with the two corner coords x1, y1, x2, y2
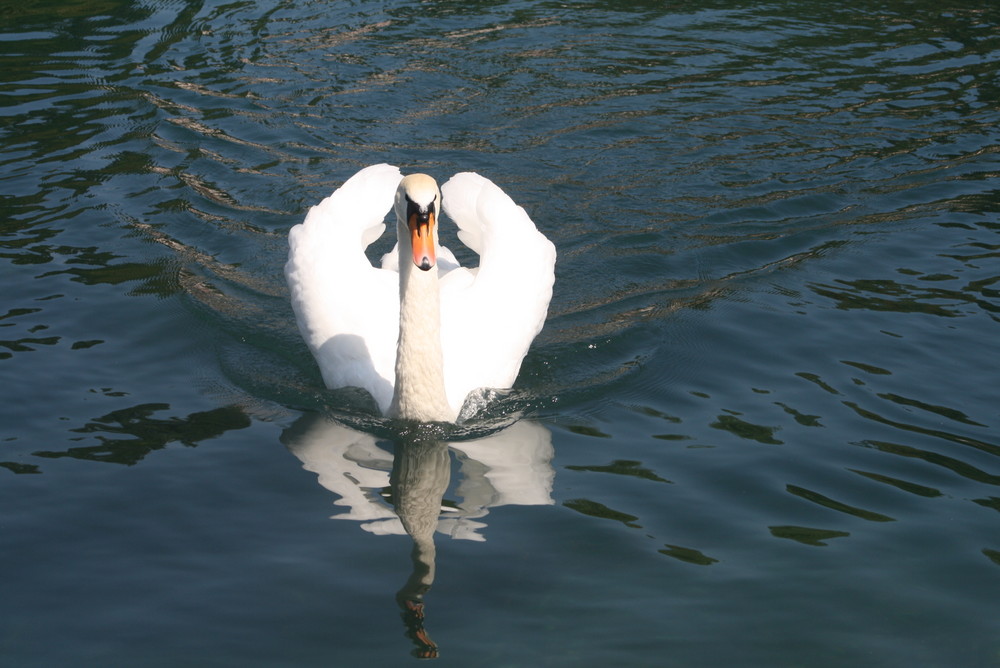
(395, 173, 441, 272)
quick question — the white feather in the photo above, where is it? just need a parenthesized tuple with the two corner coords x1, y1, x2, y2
(285, 164, 556, 421)
(439, 172, 557, 414)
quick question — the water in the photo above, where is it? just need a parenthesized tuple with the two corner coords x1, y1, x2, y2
(2, 1, 999, 665)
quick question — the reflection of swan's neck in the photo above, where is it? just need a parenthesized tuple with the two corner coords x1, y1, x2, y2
(391, 440, 450, 599)
(390, 222, 452, 422)
(391, 440, 447, 659)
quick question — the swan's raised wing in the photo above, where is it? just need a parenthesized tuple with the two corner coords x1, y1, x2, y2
(439, 173, 557, 415)
(285, 163, 402, 413)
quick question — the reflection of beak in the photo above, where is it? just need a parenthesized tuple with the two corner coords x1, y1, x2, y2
(409, 210, 436, 271)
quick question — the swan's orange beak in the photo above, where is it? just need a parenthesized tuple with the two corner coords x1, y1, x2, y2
(409, 210, 436, 271)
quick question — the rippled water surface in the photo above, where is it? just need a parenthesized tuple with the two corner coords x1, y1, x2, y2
(3, 1, 1000, 666)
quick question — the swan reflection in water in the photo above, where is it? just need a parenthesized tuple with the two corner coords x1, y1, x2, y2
(282, 414, 555, 658)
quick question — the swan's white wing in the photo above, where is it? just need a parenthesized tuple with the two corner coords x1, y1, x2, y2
(439, 173, 557, 415)
(285, 163, 402, 413)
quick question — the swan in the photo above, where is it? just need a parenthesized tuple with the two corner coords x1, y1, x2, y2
(285, 164, 556, 423)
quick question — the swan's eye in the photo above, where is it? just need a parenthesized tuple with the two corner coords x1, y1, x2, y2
(405, 195, 435, 224)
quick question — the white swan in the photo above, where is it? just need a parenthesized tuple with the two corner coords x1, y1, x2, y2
(285, 164, 556, 422)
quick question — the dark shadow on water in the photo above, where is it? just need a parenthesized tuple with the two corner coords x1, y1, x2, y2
(28, 403, 252, 467)
(281, 413, 555, 659)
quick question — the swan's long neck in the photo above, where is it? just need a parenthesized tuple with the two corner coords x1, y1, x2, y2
(389, 225, 452, 422)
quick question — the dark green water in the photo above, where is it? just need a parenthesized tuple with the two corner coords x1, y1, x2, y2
(2, 1, 999, 666)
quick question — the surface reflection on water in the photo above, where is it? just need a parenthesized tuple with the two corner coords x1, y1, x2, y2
(3, 0, 1000, 665)
(283, 415, 554, 658)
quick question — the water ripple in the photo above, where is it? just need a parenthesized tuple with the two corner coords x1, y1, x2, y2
(3, 2, 1000, 664)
